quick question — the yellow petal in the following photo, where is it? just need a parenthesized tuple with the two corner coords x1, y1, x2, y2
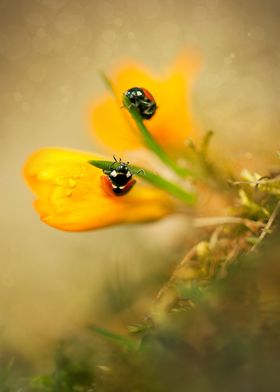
(24, 148, 174, 231)
(91, 52, 201, 153)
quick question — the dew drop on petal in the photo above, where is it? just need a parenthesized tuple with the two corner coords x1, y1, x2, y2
(68, 178, 77, 188)
(64, 187, 72, 197)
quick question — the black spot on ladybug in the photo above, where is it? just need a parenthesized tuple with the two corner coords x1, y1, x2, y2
(124, 87, 157, 120)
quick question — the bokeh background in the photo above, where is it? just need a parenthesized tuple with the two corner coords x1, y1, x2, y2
(1, 0, 280, 366)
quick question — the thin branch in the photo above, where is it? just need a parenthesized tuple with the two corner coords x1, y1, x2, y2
(250, 200, 280, 252)
(193, 216, 265, 229)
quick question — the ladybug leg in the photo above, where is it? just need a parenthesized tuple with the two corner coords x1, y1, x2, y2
(127, 102, 134, 110)
(136, 169, 145, 175)
(110, 156, 119, 170)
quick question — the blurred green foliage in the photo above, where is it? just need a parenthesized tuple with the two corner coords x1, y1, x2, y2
(2, 225, 280, 391)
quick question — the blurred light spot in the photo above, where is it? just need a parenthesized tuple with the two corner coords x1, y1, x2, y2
(33, 33, 53, 54)
(131, 43, 140, 53)
(209, 74, 223, 89)
(58, 84, 73, 104)
(102, 29, 116, 44)
(192, 5, 208, 21)
(97, 1, 114, 19)
(225, 52, 236, 65)
(250, 26, 265, 41)
(21, 102, 31, 113)
(114, 18, 123, 27)
(74, 26, 92, 45)
(53, 37, 64, 51)
(0, 26, 31, 61)
(153, 21, 180, 52)
(1, 273, 14, 289)
(55, 12, 85, 34)
(134, 0, 160, 19)
(28, 64, 46, 83)
(36, 28, 47, 37)
(37, 0, 69, 9)
(65, 47, 91, 72)
(21, 0, 53, 29)
(25, 12, 46, 27)
(205, 0, 220, 8)
(245, 152, 253, 159)
(128, 32, 135, 40)
(14, 92, 23, 103)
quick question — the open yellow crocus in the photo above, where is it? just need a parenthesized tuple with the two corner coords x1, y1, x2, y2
(24, 148, 174, 231)
(91, 53, 200, 153)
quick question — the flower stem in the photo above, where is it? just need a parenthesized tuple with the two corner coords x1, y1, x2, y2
(122, 95, 192, 178)
(89, 159, 196, 205)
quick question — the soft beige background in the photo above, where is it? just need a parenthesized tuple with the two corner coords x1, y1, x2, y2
(0, 0, 279, 362)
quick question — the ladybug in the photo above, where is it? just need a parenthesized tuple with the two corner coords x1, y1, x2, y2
(102, 156, 136, 196)
(124, 87, 157, 120)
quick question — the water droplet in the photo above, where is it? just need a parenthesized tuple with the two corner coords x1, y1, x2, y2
(68, 178, 77, 188)
(64, 187, 72, 197)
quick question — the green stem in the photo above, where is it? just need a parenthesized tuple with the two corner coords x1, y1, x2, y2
(89, 159, 196, 205)
(89, 324, 138, 351)
(122, 95, 191, 178)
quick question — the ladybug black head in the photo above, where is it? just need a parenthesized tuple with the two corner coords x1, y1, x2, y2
(115, 162, 129, 174)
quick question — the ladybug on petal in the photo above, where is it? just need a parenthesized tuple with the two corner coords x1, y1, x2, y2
(124, 87, 157, 120)
(102, 156, 136, 196)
